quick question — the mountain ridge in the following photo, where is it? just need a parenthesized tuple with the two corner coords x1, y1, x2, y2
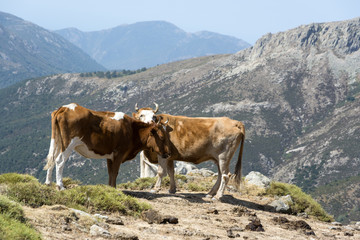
(0, 11, 105, 88)
(55, 21, 250, 69)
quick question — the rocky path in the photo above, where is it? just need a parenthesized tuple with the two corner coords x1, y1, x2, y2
(23, 190, 359, 240)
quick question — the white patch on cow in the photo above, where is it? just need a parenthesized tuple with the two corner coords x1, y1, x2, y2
(111, 112, 125, 121)
(63, 103, 77, 111)
(71, 137, 114, 159)
(138, 110, 155, 123)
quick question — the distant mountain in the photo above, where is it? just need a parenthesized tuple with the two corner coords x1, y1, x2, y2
(0, 11, 105, 88)
(55, 21, 251, 69)
(1, 18, 359, 223)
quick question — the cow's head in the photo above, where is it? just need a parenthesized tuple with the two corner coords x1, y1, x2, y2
(142, 121, 170, 159)
(133, 102, 158, 123)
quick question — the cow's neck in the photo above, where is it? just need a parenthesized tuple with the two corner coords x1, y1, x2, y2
(132, 121, 151, 151)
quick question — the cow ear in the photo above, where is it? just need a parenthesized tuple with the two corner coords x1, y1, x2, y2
(132, 112, 136, 118)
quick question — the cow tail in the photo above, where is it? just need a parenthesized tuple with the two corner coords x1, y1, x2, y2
(44, 110, 61, 170)
(234, 122, 245, 190)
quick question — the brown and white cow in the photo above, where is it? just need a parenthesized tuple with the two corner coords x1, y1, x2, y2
(133, 104, 245, 199)
(44, 103, 170, 190)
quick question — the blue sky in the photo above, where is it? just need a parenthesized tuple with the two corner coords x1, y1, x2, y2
(1, 0, 359, 44)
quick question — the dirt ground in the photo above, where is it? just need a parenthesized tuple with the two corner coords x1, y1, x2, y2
(23, 190, 359, 240)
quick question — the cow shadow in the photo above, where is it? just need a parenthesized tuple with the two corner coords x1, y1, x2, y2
(121, 190, 275, 213)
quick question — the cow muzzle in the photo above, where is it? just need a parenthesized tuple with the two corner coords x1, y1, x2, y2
(161, 153, 170, 159)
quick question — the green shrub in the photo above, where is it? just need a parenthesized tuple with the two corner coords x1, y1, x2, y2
(0, 173, 38, 184)
(0, 173, 151, 217)
(266, 182, 334, 222)
(62, 177, 82, 188)
(0, 214, 41, 240)
(5, 181, 57, 207)
(118, 175, 189, 190)
(59, 185, 151, 215)
(186, 182, 208, 192)
(0, 195, 25, 222)
(118, 177, 156, 190)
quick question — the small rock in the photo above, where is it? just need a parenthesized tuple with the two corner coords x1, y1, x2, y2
(141, 209, 163, 224)
(269, 195, 293, 213)
(232, 206, 256, 217)
(297, 212, 309, 218)
(331, 221, 342, 226)
(322, 232, 336, 238)
(207, 207, 219, 214)
(62, 225, 72, 231)
(105, 217, 124, 225)
(272, 217, 315, 235)
(344, 226, 354, 231)
(94, 213, 109, 220)
(244, 171, 271, 189)
(227, 229, 235, 238)
(70, 209, 95, 220)
(113, 232, 139, 240)
(245, 217, 264, 232)
(141, 209, 178, 224)
(329, 226, 341, 231)
(90, 224, 111, 237)
(162, 216, 179, 224)
(344, 231, 354, 236)
(229, 225, 244, 232)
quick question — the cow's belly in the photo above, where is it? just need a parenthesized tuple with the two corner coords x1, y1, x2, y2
(75, 144, 113, 159)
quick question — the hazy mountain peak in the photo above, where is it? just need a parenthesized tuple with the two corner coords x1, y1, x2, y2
(0, 11, 105, 88)
(55, 21, 250, 69)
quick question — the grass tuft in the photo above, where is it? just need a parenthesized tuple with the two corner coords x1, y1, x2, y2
(0, 214, 42, 240)
(0, 173, 38, 185)
(1, 173, 151, 217)
(0, 195, 26, 222)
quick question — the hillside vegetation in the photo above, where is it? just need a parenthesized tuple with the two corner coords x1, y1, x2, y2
(0, 18, 359, 223)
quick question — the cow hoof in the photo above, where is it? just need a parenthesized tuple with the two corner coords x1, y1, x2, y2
(150, 189, 160, 193)
(56, 185, 65, 191)
(205, 194, 214, 199)
(211, 197, 220, 202)
(168, 189, 176, 194)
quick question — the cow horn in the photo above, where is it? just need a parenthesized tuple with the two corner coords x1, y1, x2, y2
(164, 118, 169, 125)
(135, 103, 139, 112)
(153, 102, 159, 113)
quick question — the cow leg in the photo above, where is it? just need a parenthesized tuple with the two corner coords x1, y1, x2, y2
(140, 151, 146, 178)
(107, 158, 121, 188)
(55, 151, 72, 190)
(45, 164, 54, 185)
(141, 151, 158, 178)
(166, 159, 176, 194)
(152, 157, 167, 192)
(206, 162, 221, 198)
(55, 137, 81, 190)
(213, 156, 231, 200)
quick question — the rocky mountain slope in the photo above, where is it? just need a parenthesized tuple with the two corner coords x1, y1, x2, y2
(0, 11, 105, 88)
(0, 18, 359, 223)
(55, 21, 250, 70)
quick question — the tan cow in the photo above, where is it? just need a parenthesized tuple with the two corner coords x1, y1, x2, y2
(44, 103, 170, 190)
(133, 104, 245, 199)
